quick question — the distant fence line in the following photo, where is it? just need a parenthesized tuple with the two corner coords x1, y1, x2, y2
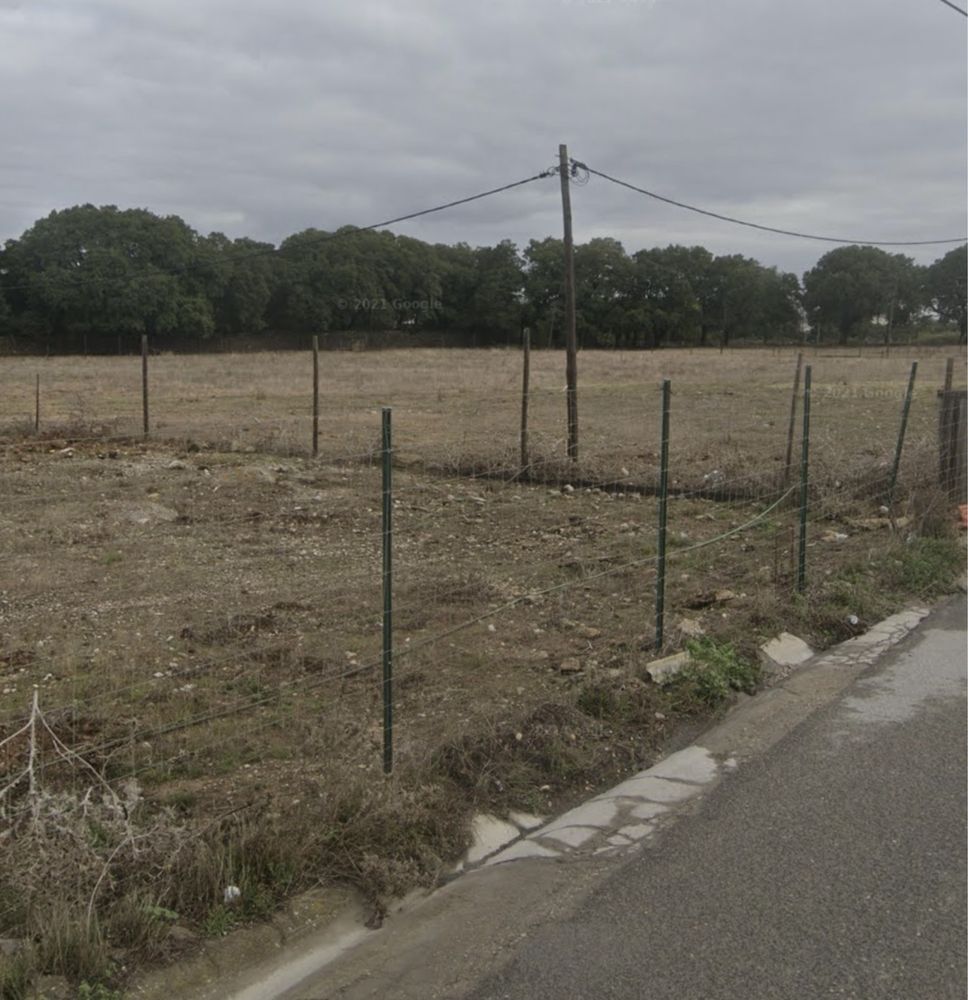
(2, 330, 966, 357)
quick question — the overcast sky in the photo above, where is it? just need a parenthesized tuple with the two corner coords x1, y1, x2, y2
(1, 0, 965, 275)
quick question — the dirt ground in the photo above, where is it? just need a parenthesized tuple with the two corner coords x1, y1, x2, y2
(0, 346, 963, 992)
(0, 345, 963, 804)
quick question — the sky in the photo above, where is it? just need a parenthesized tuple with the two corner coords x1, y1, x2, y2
(0, 0, 965, 277)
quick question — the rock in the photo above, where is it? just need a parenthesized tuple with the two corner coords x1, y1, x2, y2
(123, 502, 179, 525)
(167, 459, 188, 470)
(558, 657, 583, 674)
(575, 624, 602, 639)
(57, 447, 74, 458)
(677, 618, 704, 639)
(562, 484, 575, 493)
(714, 589, 739, 603)
(821, 530, 849, 543)
(759, 632, 814, 672)
(645, 651, 691, 684)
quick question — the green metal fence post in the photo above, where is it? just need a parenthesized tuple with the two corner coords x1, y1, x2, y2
(887, 361, 918, 508)
(655, 379, 671, 650)
(381, 407, 393, 775)
(796, 366, 812, 593)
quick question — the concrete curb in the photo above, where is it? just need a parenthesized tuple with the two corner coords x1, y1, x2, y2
(463, 604, 933, 870)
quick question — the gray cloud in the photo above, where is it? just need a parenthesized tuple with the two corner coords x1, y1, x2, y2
(0, 0, 964, 276)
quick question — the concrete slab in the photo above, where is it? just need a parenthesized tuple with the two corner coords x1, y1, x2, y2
(629, 802, 671, 821)
(537, 798, 620, 834)
(537, 825, 601, 849)
(598, 775, 699, 804)
(645, 651, 691, 684)
(486, 840, 560, 866)
(508, 811, 545, 831)
(464, 815, 521, 865)
(645, 745, 719, 784)
(759, 632, 814, 670)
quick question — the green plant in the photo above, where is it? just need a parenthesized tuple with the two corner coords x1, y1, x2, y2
(665, 638, 762, 712)
(202, 905, 237, 938)
(686, 637, 761, 694)
(77, 980, 124, 1000)
(77, 982, 123, 1000)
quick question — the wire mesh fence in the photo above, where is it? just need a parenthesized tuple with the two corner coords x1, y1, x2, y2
(0, 343, 965, 964)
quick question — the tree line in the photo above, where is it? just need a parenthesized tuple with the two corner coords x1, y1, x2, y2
(0, 204, 964, 352)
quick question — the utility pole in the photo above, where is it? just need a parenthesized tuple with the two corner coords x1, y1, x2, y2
(559, 143, 579, 461)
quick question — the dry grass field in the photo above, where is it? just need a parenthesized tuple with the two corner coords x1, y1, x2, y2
(0, 345, 964, 994)
(0, 345, 960, 487)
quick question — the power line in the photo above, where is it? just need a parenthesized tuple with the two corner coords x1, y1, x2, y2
(579, 163, 968, 247)
(0, 169, 558, 294)
(937, 0, 967, 16)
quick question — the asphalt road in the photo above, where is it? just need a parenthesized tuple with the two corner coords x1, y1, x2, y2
(467, 596, 967, 1000)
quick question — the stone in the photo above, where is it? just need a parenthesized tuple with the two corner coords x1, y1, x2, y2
(714, 588, 739, 603)
(677, 617, 705, 639)
(123, 502, 179, 525)
(759, 632, 815, 671)
(645, 651, 691, 684)
(167, 459, 188, 470)
(558, 656, 583, 674)
(575, 624, 602, 640)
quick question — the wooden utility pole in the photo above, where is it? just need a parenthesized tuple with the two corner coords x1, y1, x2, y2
(559, 143, 579, 462)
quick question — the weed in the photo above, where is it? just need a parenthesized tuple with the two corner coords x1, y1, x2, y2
(665, 639, 762, 713)
(687, 637, 761, 694)
(202, 905, 237, 938)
